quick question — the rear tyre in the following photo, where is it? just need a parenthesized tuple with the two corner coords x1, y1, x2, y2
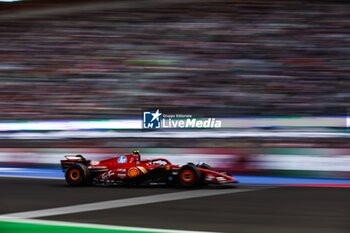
(177, 164, 201, 188)
(65, 163, 90, 186)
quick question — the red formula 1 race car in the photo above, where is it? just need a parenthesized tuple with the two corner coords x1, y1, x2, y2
(61, 151, 238, 188)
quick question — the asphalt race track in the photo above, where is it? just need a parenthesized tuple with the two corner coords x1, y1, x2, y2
(0, 177, 349, 233)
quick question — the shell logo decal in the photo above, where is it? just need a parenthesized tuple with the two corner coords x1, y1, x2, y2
(128, 167, 139, 177)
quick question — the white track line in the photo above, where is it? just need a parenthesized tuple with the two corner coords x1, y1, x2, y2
(0, 217, 218, 233)
(1, 188, 259, 218)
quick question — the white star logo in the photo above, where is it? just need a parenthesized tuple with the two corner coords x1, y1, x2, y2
(150, 109, 162, 122)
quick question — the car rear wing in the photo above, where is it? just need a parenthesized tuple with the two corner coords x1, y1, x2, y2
(64, 155, 87, 160)
(60, 155, 90, 171)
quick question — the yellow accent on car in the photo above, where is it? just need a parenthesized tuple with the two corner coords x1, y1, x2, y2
(137, 166, 148, 174)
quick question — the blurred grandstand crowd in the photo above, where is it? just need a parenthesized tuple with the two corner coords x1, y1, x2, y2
(0, 0, 349, 121)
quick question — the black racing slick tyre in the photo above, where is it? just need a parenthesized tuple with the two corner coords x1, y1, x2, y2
(177, 164, 201, 188)
(198, 163, 212, 170)
(65, 163, 90, 186)
(219, 170, 232, 176)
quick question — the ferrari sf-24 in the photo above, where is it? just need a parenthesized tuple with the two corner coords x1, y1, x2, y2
(61, 151, 238, 188)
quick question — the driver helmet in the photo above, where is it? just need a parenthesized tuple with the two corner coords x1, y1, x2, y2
(133, 150, 140, 161)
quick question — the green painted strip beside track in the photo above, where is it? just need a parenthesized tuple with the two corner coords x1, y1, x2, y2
(0, 221, 159, 233)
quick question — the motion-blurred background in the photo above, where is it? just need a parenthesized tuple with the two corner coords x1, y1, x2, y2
(0, 0, 349, 179)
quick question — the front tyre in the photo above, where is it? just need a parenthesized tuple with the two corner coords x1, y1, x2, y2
(198, 163, 212, 170)
(65, 163, 90, 186)
(177, 164, 201, 188)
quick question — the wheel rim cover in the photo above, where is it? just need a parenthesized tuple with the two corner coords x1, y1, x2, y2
(69, 169, 81, 181)
(181, 170, 195, 183)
